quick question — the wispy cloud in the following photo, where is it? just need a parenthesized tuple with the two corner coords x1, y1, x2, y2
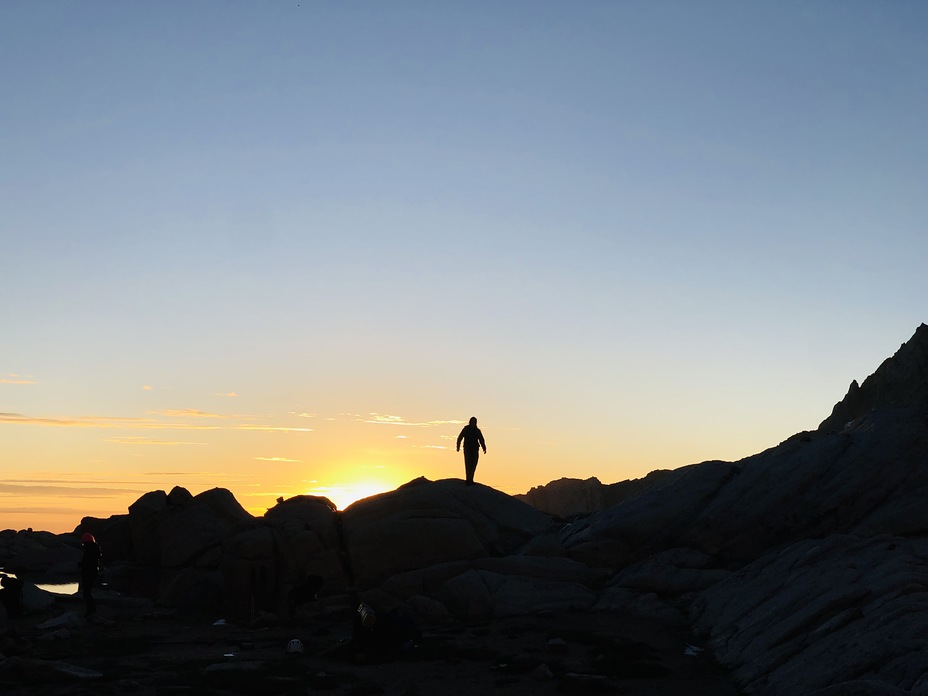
(0, 413, 152, 428)
(147, 409, 254, 420)
(416, 445, 450, 450)
(103, 436, 207, 446)
(236, 425, 312, 432)
(216, 392, 238, 398)
(1, 412, 311, 433)
(363, 413, 465, 427)
(255, 456, 303, 462)
(0, 482, 143, 497)
(0, 506, 117, 516)
(1, 374, 36, 385)
(0, 413, 221, 430)
(142, 385, 154, 391)
(4, 477, 200, 486)
(289, 412, 316, 419)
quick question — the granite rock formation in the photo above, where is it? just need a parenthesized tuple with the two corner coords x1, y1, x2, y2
(515, 470, 673, 518)
(3, 323, 927, 695)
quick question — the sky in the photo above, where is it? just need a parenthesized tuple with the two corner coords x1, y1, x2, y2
(2, 2, 926, 534)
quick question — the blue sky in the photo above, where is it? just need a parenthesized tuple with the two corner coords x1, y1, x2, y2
(1, 1, 926, 531)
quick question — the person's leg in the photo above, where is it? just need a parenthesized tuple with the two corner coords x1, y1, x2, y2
(82, 572, 97, 616)
(464, 450, 478, 485)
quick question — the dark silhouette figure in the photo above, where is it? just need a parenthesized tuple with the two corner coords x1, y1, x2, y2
(78, 532, 101, 618)
(456, 416, 486, 486)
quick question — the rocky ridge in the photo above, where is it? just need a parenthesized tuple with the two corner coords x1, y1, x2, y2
(2, 323, 927, 695)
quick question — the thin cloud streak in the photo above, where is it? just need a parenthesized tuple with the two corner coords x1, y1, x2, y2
(0, 483, 143, 497)
(0, 413, 223, 430)
(147, 409, 255, 419)
(235, 425, 312, 432)
(1, 412, 309, 433)
(255, 456, 303, 462)
(3, 477, 205, 486)
(364, 413, 465, 427)
(0, 506, 110, 516)
(103, 437, 207, 446)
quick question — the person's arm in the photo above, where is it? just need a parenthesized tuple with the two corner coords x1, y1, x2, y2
(478, 431, 486, 453)
(456, 428, 465, 451)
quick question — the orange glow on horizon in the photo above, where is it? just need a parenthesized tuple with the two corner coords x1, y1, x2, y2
(303, 479, 398, 510)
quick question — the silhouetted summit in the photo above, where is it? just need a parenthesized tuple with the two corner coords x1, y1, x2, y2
(818, 322, 928, 432)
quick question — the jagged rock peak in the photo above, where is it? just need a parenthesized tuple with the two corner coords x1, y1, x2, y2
(819, 323, 928, 432)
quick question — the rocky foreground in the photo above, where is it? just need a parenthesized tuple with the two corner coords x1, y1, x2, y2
(0, 590, 737, 695)
(3, 323, 928, 695)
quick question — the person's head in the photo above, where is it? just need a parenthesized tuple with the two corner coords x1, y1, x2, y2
(81, 532, 95, 544)
(469, 417, 477, 426)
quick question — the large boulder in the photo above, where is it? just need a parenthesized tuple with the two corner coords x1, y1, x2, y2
(158, 488, 253, 568)
(127, 487, 254, 570)
(341, 478, 555, 588)
(127, 490, 169, 566)
(222, 526, 280, 619)
(221, 495, 348, 620)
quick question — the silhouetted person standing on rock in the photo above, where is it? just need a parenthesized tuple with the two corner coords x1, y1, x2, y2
(79, 532, 101, 618)
(456, 417, 486, 486)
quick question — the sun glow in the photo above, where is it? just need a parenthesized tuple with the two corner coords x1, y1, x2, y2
(304, 480, 398, 510)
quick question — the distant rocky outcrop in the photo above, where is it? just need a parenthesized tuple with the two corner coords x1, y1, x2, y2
(4, 323, 927, 695)
(516, 470, 673, 518)
(0, 530, 79, 577)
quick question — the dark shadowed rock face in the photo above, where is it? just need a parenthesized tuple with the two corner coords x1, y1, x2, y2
(557, 324, 928, 696)
(130, 487, 254, 569)
(819, 322, 928, 432)
(222, 494, 348, 620)
(564, 324, 928, 570)
(691, 534, 928, 695)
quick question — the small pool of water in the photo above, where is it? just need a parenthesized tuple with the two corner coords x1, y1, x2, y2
(36, 582, 80, 595)
(4, 571, 81, 596)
